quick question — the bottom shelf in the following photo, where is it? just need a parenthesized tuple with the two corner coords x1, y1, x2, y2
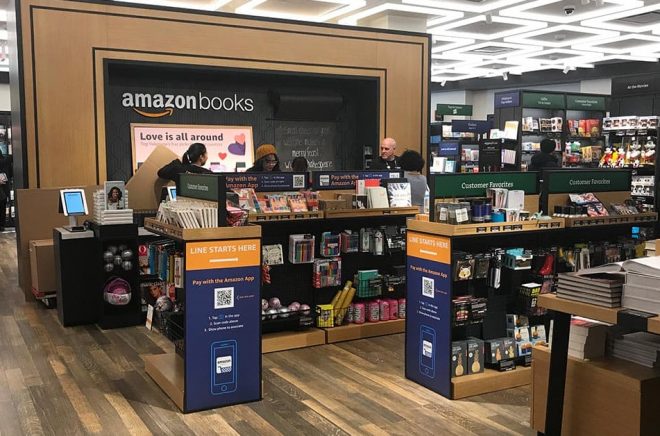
(324, 318, 405, 343)
(262, 329, 326, 353)
(144, 353, 184, 411)
(451, 366, 532, 400)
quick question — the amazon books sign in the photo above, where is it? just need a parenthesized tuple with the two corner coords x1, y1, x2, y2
(122, 91, 254, 118)
(131, 123, 254, 173)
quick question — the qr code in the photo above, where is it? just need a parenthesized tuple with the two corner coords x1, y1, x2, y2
(422, 277, 434, 299)
(214, 287, 234, 309)
(293, 174, 305, 189)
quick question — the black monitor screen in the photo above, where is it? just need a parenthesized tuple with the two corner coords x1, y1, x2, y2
(63, 191, 86, 215)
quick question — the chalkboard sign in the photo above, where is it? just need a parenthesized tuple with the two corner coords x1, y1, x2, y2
(274, 121, 338, 171)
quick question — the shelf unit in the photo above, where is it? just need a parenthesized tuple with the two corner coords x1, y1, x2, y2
(324, 318, 405, 343)
(144, 174, 262, 413)
(493, 90, 607, 170)
(536, 293, 660, 435)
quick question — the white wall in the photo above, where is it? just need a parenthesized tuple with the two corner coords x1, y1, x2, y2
(0, 84, 9, 111)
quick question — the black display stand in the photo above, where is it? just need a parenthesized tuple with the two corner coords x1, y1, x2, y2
(54, 228, 99, 326)
(493, 90, 607, 170)
(90, 222, 143, 329)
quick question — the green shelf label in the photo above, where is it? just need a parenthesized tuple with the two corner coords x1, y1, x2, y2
(436, 104, 473, 116)
(566, 95, 606, 111)
(522, 92, 565, 109)
(546, 170, 631, 193)
(432, 172, 538, 197)
(179, 173, 219, 201)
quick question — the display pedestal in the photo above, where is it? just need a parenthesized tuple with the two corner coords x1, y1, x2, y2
(54, 228, 98, 326)
(144, 219, 262, 413)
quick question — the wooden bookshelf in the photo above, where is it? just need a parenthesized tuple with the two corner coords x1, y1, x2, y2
(248, 211, 323, 223)
(324, 319, 405, 343)
(144, 217, 261, 241)
(323, 207, 419, 219)
(262, 329, 326, 353)
(408, 217, 565, 237)
(538, 294, 620, 324)
(563, 212, 657, 228)
(451, 367, 532, 400)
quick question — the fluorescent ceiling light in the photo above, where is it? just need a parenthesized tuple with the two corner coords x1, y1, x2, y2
(0, 10, 7, 21)
(581, 4, 660, 33)
(338, 3, 462, 26)
(237, 0, 365, 22)
(443, 41, 542, 60)
(404, 0, 528, 14)
(505, 24, 619, 48)
(114, 0, 231, 10)
(597, 54, 659, 63)
(431, 36, 475, 53)
(0, 30, 7, 41)
(579, 34, 660, 55)
(500, 0, 643, 24)
(428, 14, 546, 41)
(510, 48, 604, 65)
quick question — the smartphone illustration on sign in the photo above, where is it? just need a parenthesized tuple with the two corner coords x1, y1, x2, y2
(420, 325, 435, 378)
(211, 340, 237, 395)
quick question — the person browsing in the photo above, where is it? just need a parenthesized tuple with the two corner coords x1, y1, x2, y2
(399, 150, 429, 213)
(528, 138, 560, 171)
(157, 143, 213, 181)
(247, 144, 281, 172)
(369, 137, 401, 170)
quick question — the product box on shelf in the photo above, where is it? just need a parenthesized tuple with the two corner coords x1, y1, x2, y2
(509, 326, 532, 357)
(530, 325, 548, 346)
(485, 338, 504, 364)
(506, 314, 529, 330)
(466, 338, 485, 375)
(502, 337, 517, 360)
(451, 341, 468, 378)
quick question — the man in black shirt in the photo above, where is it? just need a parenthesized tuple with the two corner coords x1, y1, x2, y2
(369, 137, 401, 170)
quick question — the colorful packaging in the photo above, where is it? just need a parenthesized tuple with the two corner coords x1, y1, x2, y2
(388, 299, 398, 319)
(367, 301, 380, 322)
(379, 300, 390, 321)
(353, 302, 366, 324)
(398, 298, 406, 319)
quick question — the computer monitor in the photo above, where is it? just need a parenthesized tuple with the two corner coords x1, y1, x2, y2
(59, 189, 88, 231)
(167, 186, 177, 202)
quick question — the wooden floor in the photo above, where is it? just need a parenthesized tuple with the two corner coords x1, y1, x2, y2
(0, 231, 534, 435)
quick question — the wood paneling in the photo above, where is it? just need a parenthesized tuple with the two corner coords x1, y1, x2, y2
(16, 0, 429, 188)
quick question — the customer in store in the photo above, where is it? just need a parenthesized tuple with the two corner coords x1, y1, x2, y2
(291, 156, 309, 172)
(528, 138, 560, 171)
(0, 149, 11, 231)
(247, 144, 281, 172)
(369, 137, 401, 170)
(399, 149, 429, 213)
(157, 142, 213, 181)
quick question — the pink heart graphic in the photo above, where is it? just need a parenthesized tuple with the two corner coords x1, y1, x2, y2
(219, 152, 228, 160)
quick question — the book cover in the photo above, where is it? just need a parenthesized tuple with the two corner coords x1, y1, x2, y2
(366, 186, 390, 208)
(104, 181, 126, 210)
(385, 182, 412, 208)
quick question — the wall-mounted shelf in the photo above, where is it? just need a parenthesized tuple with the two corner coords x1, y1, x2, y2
(562, 212, 657, 228)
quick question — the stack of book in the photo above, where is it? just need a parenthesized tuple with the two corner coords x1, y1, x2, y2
(569, 317, 609, 360)
(610, 332, 660, 368)
(93, 190, 134, 225)
(556, 271, 624, 308)
(622, 257, 660, 315)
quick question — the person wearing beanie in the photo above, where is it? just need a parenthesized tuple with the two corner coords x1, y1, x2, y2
(247, 143, 281, 172)
(528, 138, 560, 171)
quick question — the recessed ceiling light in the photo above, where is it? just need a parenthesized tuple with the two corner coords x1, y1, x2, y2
(113, 0, 231, 11)
(404, 0, 528, 14)
(428, 14, 547, 41)
(338, 3, 462, 26)
(582, 5, 660, 33)
(500, 0, 643, 24)
(238, 0, 366, 23)
(505, 24, 619, 48)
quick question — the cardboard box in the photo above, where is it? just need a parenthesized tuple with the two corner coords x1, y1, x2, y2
(29, 239, 57, 297)
(485, 338, 504, 364)
(506, 314, 529, 330)
(125, 145, 179, 211)
(509, 326, 533, 356)
(319, 200, 347, 211)
(502, 337, 518, 360)
(451, 341, 467, 378)
(466, 338, 484, 374)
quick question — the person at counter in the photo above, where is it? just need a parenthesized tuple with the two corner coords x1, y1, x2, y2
(247, 144, 281, 172)
(399, 150, 429, 213)
(369, 137, 401, 170)
(157, 143, 213, 181)
(528, 138, 560, 171)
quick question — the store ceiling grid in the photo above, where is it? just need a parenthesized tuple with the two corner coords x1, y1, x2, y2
(4, 0, 659, 81)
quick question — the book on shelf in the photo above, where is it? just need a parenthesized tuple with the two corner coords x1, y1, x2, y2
(575, 256, 660, 278)
(556, 272, 623, 307)
(366, 186, 389, 208)
(568, 317, 610, 360)
(610, 332, 660, 368)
